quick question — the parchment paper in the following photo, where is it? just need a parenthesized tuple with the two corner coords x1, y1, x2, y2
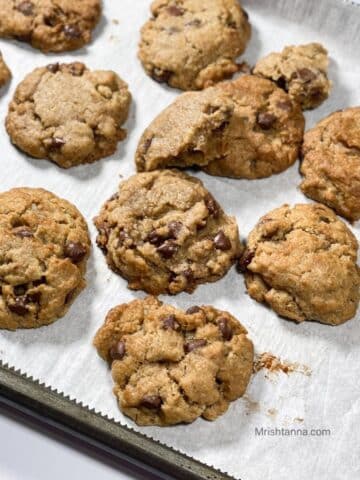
(0, 1, 359, 479)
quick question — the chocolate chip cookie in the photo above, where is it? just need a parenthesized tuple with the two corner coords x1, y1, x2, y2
(0, 187, 91, 330)
(0, 52, 11, 89)
(94, 170, 241, 295)
(253, 43, 331, 110)
(94, 296, 254, 426)
(6, 62, 131, 168)
(136, 86, 234, 172)
(0, 0, 101, 52)
(300, 107, 360, 222)
(238, 203, 360, 325)
(139, 0, 251, 90)
(136, 75, 305, 179)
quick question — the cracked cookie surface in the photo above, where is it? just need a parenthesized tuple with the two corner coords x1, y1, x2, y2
(300, 107, 360, 222)
(136, 75, 305, 179)
(94, 296, 254, 426)
(6, 62, 131, 168)
(94, 170, 241, 295)
(253, 43, 331, 110)
(0, 51, 11, 89)
(0, 0, 101, 52)
(136, 86, 234, 172)
(139, 0, 251, 90)
(238, 203, 360, 325)
(0, 187, 91, 330)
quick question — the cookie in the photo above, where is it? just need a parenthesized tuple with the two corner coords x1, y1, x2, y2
(300, 107, 360, 222)
(253, 43, 331, 110)
(0, 51, 11, 89)
(238, 203, 360, 325)
(136, 86, 234, 172)
(94, 296, 254, 426)
(0, 187, 91, 330)
(136, 75, 305, 179)
(139, 0, 251, 90)
(0, 0, 101, 53)
(94, 170, 241, 295)
(6, 62, 131, 168)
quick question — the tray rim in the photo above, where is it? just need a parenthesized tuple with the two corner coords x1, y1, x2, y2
(0, 0, 359, 479)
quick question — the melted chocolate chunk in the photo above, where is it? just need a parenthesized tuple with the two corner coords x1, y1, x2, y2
(218, 317, 233, 341)
(147, 230, 164, 247)
(184, 339, 207, 353)
(214, 231, 232, 251)
(257, 112, 277, 130)
(157, 240, 178, 259)
(297, 68, 316, 82)
(141, 395, 162, 409)
(16, 1, 34, 16)
(151, 68, 172, 84)
(63, 24, 82, 39)
(8, 296, 28, 316)
(48, 137, 65, 152)
(186, 306, 201, 315)
(47, 63, 60, 73)
(162, 314, 180, 331)
(168, 221, 182, 239)
(205, 194, 220, 218)
(109, 341, 126, 360)
(237, 250, 255, 273)
(167, 6, 184, 16)
(64, 242, 87, 263)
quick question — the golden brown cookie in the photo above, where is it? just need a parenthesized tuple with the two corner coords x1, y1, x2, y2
(0, 51, 11, 89)
(0, 187, 91, 330)
(94, 296, 254, 426)
(238, 203, 360, 325)
(6, 62, 131, 168)
(253, 43, 331, 110)
(94, 170, 241, 295)
(136, 75, 305, 179)
(300, 107, 360, 222)
(139, 0, 251, 90)
(0, 0, 101, 52)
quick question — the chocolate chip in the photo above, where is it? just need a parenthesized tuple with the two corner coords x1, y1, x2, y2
(182, 268, 194, 284)
(320, 215, 331, 224)
(162, 315, 180, 331)
(13, 226, 33, 238)
(276, 100, 292, 112)
(141, 395, 162, 409)
(218, 317, 233, 341)
(44, 13, 59, 27)
(8, 297, 28, 316)
(236, 250, 255, 273)
(65, 289, 76, 305)
(33, 276, 46, 286)
(297, 68, 316, 82)
(47, 63, 59, 73)
(186, 18, 201, 27)
(14, 284, 27, 296)
(48, 137, 65, 152)
(64, 242, 87, 263)
(68, 62, 86, 76)
(205, 194, 220, 218)
(184, 339, 207, 353)
(257, 112, 277, 130)
(168, 221, 182, 239)
(186, 306, 201, 315)
(16, 1, 34, 16)
(151, 68, 172, 84)
(109, 341, 126, 360)
(109, 193, 119, 201)
(27, 291, 41, 304)
(167, 5, 184, 16)
(147, 230, 164, 247)
(63, 24, 82, 39)
(214, 231, 232, 251)
(157, 240, 178, 259)
(276, 76, 287, 90)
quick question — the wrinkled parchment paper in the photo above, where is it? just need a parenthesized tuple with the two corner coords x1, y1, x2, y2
(0, 1, 359, 479)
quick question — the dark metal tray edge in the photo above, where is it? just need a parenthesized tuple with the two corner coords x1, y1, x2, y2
(0, 360, 236, 480)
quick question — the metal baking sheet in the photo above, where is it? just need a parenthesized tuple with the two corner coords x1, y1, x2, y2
(0, 1, 359, 479)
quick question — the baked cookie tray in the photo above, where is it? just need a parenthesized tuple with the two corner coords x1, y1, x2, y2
(0, 1, 359, 480)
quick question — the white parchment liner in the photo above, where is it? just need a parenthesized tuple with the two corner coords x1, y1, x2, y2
(0, 1, 359, 479)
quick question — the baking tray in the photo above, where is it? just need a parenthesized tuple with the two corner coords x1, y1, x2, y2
(0, 1, 359, 479)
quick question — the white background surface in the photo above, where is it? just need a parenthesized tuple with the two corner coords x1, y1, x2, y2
(1, 1, 360, 479)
